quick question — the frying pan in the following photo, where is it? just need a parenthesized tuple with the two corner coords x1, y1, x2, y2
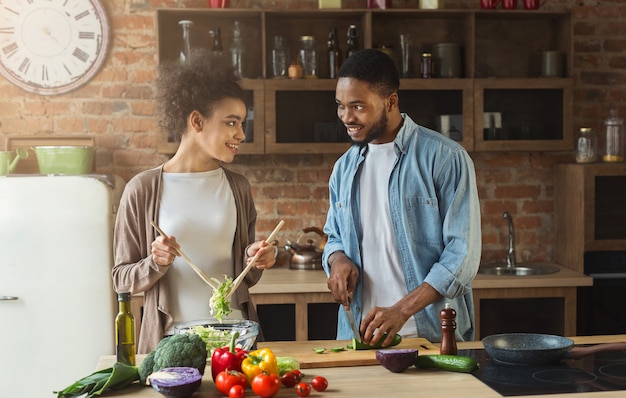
(482, 333, 626, 365)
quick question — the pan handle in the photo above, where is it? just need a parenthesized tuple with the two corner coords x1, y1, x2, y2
(566, 342, 626, 360)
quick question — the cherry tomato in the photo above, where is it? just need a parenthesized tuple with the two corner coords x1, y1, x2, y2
(295, 382, 311, 397)
(292, 369, 303, 378)
(251, 372, 281, 398)
(280, 370, 301, 387)
(215, 370, 247, 396)
(311, 375, 328, 392)
(228, 384, 245, 398)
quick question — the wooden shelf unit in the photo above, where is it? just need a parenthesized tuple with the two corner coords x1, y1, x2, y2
(156, 8, 572, 155)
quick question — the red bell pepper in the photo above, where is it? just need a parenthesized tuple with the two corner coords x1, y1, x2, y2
(211, 331, 248, 381)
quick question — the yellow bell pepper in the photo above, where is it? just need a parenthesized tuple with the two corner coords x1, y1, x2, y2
(241, 347, 279, 382)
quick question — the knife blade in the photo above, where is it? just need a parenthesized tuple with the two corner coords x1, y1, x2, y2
(345, 306, 361, 342)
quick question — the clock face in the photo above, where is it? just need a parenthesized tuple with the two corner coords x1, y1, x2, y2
(0, 0, 110, 95)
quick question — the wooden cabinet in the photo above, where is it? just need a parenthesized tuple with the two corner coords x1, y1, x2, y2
(554, 163, 626, 273)
(156, 9, 572, 154)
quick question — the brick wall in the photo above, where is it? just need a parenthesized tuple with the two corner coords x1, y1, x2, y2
(1, 0, 624, 265)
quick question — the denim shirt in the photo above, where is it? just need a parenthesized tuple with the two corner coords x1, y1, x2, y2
(322, 115, 481, 343)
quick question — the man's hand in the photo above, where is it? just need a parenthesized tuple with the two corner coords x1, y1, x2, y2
(326, 251, 359, 308)
(360, 306, 409, 347)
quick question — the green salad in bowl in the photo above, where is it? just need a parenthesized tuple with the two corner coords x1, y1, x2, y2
(175, 319, 259, 353)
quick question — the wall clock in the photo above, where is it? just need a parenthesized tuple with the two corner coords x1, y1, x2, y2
(0, 0, 110, 95)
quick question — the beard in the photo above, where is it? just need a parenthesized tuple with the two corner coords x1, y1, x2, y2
(350, 108, 388, 147)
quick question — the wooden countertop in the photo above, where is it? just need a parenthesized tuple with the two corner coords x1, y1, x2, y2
(95, 335, 626, 398)
(249, 264, 592, 295)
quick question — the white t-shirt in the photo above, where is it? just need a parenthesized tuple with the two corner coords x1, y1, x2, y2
(159, 169, 242, 333)
(359, 142, 418, 337)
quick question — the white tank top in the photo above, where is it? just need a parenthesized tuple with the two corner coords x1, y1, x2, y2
(359, 142, 418, 337)
(159, 169, 242, 332)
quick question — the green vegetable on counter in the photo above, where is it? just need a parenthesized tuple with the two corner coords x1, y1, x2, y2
(313, 347, 326, 354)
(348, 333, 403, 350)
(414, 354, 479, 373)
(277, 356, 301, 376)
(54, 362, 139, 398)
(331, 346, 346, 352)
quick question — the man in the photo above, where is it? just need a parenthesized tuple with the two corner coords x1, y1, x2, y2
(322, 49, 481, 346)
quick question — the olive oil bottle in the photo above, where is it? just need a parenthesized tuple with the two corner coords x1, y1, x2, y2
(115, 292, 136, 365)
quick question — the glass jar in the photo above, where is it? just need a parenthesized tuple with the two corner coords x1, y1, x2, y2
(298, 36, 318, 79)
(178, 20, 194, 63)
(602, 109, 624, 163)
(575, 127, 597, 163)
(271, 35, 288, 78)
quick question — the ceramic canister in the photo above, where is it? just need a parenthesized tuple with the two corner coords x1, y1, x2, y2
(432, 43, 462, 78)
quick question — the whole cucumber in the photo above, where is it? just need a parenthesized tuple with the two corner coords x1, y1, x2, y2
(414, 354, 479, 373)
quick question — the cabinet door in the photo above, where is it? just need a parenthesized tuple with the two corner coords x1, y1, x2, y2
(156, 9, 264, 154)
(473, 78, 573, 152)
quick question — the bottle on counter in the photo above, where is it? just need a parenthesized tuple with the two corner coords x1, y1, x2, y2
(271, 35, 288, 79)
(346, 25, 359, 59)
(440, 303, 457, 356)
(602, 109, 624, 163)
(178, 20, 194, 63)
(327, 27, 341, 79)
(230, 20, 245, 78)
(210, 27, 224, 55)
(298, 36, 318, 79)
(575, 127, 597, 163)
(115, 292, 136, 366)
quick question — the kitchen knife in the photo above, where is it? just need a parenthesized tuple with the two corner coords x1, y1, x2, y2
(346, 306, 361, 342)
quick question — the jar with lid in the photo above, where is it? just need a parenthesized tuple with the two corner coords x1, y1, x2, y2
(575, 127, 597, 163)
(298, 36, 318, 79)
(602, 109, 624, 163)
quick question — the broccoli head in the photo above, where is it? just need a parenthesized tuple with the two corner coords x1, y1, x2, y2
(154, 334, 208, 374)
(138, 349, 157, 384)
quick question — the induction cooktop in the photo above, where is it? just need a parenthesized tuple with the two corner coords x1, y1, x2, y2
(467, 347, 626, 396)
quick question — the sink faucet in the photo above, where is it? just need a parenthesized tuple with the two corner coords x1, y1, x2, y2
(503, 211, 516, 267)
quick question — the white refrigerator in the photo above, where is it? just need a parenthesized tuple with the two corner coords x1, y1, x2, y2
(0, 175, 125, 398)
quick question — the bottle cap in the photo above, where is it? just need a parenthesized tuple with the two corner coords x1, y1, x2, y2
(117, 292, 131, 301)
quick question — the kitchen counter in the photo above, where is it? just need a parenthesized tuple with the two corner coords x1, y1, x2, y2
(249, 265, 592, 340)
(94, 335, 626, 398)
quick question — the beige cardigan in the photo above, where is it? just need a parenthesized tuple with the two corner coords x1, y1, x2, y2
(112, 165, 262, 353)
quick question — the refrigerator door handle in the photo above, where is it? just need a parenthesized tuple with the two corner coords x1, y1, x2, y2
(0, 296, 19, 300)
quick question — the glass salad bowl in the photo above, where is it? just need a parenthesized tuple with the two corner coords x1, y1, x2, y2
(174, 318, 259, 353)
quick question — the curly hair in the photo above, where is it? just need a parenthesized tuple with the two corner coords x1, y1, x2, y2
(337, 48, 400, 98)
(156, 48, 246, 142)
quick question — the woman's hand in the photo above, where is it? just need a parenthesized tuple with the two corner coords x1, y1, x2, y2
(246, 240, 277, 270)
(151, 234, 180, 266)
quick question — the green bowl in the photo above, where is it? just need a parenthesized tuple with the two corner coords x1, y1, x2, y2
(33, 146, 95, 175)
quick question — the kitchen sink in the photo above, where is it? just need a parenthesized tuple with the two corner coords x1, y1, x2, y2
(478, 263, 560, 276)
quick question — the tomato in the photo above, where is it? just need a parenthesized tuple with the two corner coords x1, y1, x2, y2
(311, 375, 328, 392)
(292, 369, 303, 378)
(280, 370, 301, 387)
(295, 382, 311, 397)
(215, 370, 248, 396)
(228, 384, 245, 398)
(251, 372, 281, 398)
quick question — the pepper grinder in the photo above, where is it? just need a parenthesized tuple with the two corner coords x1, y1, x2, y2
(440, 302, 457, 355)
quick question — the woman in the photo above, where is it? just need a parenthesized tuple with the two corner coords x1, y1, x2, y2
(112, 49, 276, 353)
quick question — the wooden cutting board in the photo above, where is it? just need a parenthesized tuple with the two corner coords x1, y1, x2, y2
(259, 338, 440, 368)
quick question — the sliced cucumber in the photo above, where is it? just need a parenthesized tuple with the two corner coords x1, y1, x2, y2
(349, 333, 402, 350)
(414, 354, 479, 373)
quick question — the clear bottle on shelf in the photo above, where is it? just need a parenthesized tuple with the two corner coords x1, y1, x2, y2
(210, 27, 224, 55)
(327, 27, 341, 79)
(346, 25, 359, 59)
(178, 20, 194, 63)
(230, 20, 245, 78)
(271, 35, 288, 78)
(115, 292, 135, 366)
(299, 36, 318, 79)
(602, 109, 624, 163)
(575, 127, 597, 163)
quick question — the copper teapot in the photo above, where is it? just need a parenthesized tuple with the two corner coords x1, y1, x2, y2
(284, 226, 327, 270)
